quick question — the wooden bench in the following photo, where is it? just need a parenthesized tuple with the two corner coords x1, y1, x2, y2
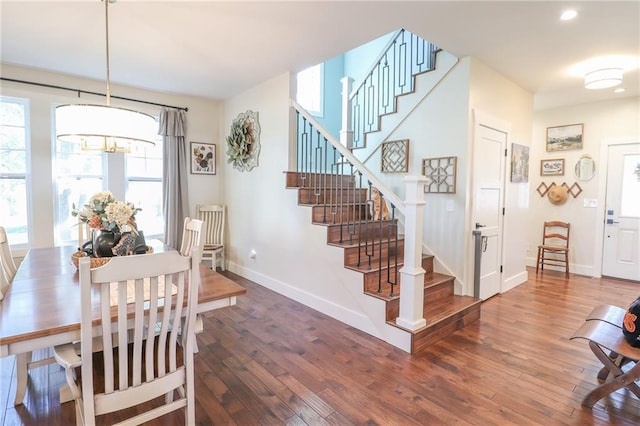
(571, 304, 640, 407)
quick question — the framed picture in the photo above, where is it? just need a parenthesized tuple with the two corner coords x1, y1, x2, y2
(546, 123, 583, 152)
(190, 142, 216, 175)
(510, 143, 529, 183)
(540, 159, 565, 176)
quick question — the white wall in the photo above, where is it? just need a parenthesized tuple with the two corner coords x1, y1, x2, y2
(468, 57, 534, 293)
(0, 64, 221, 253)
(218, 72, 411, 348)
(530, 97, 640, 276)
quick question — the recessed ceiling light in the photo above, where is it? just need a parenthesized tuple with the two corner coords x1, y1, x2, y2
(561, 10, 578, 21)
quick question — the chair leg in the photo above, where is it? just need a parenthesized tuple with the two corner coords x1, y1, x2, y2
(536, 248, 542, 274)
(565, 251, 570, 277)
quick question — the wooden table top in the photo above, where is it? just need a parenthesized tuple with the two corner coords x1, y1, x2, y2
(0, 243, 246, 347)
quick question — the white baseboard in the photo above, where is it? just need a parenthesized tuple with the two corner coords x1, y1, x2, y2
(227, 261, 412, 352)
(503, 270, 528, 293)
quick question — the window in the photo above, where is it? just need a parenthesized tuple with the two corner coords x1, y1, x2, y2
(126, 138, 164, 237)
(296, 63, 324, 117)
(621, 153, 640, 217)
(53, 107, 163, 245)
(53, 137, 105, 246)
(0, 97, 30, 245)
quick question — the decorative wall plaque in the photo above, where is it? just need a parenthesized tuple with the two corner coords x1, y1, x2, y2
(226, 110, 261, 172)
(422, 156, 457, 193)
(381, 139, 409, 173)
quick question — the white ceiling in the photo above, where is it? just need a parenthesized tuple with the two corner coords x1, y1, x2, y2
(1, 1, 639, 110)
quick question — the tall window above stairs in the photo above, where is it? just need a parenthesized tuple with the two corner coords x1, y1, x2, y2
(296, 63, 324, 117)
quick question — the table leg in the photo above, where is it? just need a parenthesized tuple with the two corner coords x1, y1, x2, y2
(13, 352, 31, 405)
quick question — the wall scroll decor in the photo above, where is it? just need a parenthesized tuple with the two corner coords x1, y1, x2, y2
(226, 110, 261, 172)
(422, 156, 457, 193)
(381, 139, 409, 173)
(190, 142, 216, 175)
(510, 143, 529, 183)
(546, 123, 583, 152)
(540, 159, 564, 176)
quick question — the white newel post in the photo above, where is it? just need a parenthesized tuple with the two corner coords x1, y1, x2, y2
(340, 76, 353, 148)
(396, 176, 427, 330)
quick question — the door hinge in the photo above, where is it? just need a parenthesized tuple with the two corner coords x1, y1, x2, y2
(502, 207, 505, 215)
(504, 148, 508, 157)
(500, 265, 503, 273)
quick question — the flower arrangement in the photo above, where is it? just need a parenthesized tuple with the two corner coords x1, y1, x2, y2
(72, 190, 140, 233)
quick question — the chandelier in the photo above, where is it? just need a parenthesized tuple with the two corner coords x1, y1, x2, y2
(55, 0, 156, 154)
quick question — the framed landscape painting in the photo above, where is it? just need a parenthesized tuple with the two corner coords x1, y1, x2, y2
(190, 142, 216, 174)
(546, 123, 583, 152)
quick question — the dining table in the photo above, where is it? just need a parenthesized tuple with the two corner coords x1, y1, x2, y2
(0, 240, 246, 405)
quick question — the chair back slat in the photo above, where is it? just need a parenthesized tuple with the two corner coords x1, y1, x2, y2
(542, 221, 570, 248)
(196, 204, 226, 271)
(197, 205, 225, 246)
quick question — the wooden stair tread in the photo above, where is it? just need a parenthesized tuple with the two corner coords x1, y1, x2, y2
(422, 295, 480, 324)
(424, 272, 453, 288)
(388, 294, 481, 333)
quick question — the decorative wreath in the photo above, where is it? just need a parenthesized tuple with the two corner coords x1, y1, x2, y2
(226, 110, 260, 172)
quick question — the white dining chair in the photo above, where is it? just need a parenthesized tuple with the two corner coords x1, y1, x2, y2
(179, 217, 205, 352)
(179, 217, 204, 261)
(53, 249, 200, 425)
(0, 257, 9, 301)
(0, 226, 17, 285)
(195, 204, 226, 271)
(1, 226, 57, 405)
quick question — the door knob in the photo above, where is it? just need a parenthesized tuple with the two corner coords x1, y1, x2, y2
(475, 222, 486, 229)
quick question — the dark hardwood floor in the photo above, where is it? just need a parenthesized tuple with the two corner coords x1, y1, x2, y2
(2, 268, 640, 425)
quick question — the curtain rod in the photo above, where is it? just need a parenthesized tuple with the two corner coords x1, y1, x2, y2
(0, 77, 189, 112)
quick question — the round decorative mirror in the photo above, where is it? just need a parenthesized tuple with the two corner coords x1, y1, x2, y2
(575, 155, 596, 181)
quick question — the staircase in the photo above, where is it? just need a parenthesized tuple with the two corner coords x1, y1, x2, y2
(285, 171, 481, 354)
(286, 29, 480, 354)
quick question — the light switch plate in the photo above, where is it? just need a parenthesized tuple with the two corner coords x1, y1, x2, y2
(584, 199, 597, 208)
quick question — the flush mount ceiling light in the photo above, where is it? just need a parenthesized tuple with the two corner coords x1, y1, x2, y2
(584, 68, 623, 90)
(56, 0, 156, 154)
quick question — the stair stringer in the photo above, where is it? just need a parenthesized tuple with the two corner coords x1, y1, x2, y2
(352, 50, 460, 168)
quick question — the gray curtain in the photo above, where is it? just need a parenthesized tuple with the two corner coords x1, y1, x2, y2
(159, 108, 189, 249)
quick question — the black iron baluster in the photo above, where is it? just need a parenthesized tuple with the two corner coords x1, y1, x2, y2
(300, 115, 308, 189)
(388, 203, 397, 297)
(365, 182, 374, 271)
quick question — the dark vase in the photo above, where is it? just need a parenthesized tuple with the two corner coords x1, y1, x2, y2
(92, 230, 121, 257)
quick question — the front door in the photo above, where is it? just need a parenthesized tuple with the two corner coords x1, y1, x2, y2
(602, 142, 640, 281)
(473, 124, 507, 299)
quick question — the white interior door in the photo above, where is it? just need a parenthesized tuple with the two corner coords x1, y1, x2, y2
(473, 125, 506, 299)
(602, 143, 640, 281)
